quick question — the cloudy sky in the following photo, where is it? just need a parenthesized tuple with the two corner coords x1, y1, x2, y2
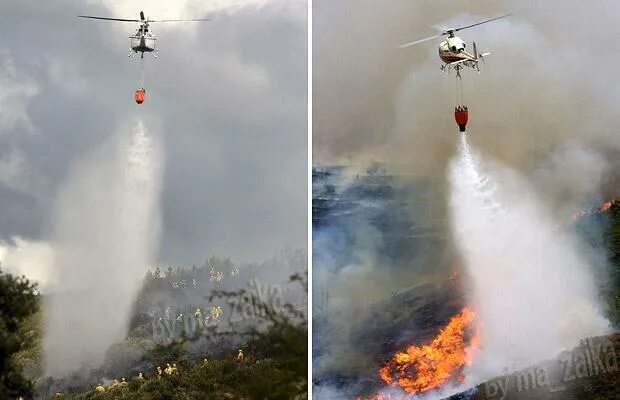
(0, 0, 307, 281)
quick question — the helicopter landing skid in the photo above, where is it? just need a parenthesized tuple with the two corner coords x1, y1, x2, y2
(128, 50, 159, 58)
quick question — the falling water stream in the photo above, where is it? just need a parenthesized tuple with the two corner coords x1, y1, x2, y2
(44, 120, 163, 377)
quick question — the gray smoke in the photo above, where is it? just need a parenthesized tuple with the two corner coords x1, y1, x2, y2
(315, 1, 620, 190)
(44, 119, 163, 377)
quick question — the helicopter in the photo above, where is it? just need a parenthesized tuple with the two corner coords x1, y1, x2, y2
(78, 11, 210, 58)
(399, 14, 512, 78)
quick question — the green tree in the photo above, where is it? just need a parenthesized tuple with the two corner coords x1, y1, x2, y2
(0, 268, 39, 398)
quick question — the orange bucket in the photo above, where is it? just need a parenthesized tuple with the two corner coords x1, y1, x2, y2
(454, 106, 468, 132)
(135, 88, 146, 104)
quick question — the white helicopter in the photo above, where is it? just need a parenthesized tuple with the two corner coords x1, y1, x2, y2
(78, 11, 210, 58)
(399, 14, 512, 78)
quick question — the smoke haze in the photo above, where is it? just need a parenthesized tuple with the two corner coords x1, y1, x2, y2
(315, 1, 620, 205)
(44, 119, 163, 377)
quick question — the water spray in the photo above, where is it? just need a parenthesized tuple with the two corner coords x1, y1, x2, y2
(448, 133, 609, 381)
(44, 120, 163, 377)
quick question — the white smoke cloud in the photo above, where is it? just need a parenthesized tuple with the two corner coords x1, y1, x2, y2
(44, 118, 163, 377)
(449, 134, 610, 381)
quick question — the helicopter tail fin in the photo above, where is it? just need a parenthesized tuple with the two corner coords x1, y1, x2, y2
(473, 42, 481, 72)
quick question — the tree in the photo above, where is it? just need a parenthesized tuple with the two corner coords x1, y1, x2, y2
(0, 268, 39, 398)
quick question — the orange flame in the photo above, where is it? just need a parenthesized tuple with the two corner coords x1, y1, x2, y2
(572, 199, 619, 221)
(377, 307, 478, 395)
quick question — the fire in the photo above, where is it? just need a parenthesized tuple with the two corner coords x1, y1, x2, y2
(572, 199, 619, 221)
(377, 307, 478, 395)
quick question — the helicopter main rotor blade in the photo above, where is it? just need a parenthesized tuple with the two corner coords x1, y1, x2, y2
(399, 13, 512, 48)
(398, 34, 443, 48)
(450, 13, 512, 34)
(78, 15, 140, 22)
(149, 18, 211, 22)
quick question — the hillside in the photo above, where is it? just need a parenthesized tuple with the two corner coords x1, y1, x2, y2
(10, 251, 307, 399)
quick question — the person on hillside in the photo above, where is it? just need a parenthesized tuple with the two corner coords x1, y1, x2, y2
(164, 363, 173, 375)
(108, 379, 119, 391)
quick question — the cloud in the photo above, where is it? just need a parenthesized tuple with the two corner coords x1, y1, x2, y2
(87, 0, 305, 21)
(0, 0, 307, 266)
(0, 53, 38, 132)
(0, 237, 54, 291)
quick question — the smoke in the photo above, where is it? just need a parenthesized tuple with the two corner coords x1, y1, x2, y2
(449, 134, 609, 381)
(44, 119, 163, 377)
(314, 1, 620, 393)
(314, 1, 620, 199)
(312, 166, 454, 387)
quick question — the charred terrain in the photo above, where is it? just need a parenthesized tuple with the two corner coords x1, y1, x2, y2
(312, 165, 619, 400)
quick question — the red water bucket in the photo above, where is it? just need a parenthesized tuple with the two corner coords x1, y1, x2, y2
(455, 106, 468, 132)
(135, 88, 146, 104)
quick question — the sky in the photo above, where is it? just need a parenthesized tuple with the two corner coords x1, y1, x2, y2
(0, 0, 307, 285)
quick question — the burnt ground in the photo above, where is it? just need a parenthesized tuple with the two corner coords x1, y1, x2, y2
(313, 165, 620, 399)
(313, 276, 467, 397)
(447, 332, 620, 400)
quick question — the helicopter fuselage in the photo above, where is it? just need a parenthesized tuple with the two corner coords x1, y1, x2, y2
(397, 13, 510, 77)
(438, 36, 474, 64)
(131, 35, 155, 53)
(129, 24, 157, 56)
(78, 11, 208, 60)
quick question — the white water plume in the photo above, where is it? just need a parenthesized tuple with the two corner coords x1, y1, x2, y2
(448, 133, 610, 381)
(44, 119, 163, 377)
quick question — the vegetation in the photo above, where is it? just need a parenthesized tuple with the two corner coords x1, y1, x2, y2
(0, 268, 39, 399)
(601, 205, 620, 326)
(575, 202, 620, 327)
(26, 251, 307, 399)
(50, 272, 307, 400)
